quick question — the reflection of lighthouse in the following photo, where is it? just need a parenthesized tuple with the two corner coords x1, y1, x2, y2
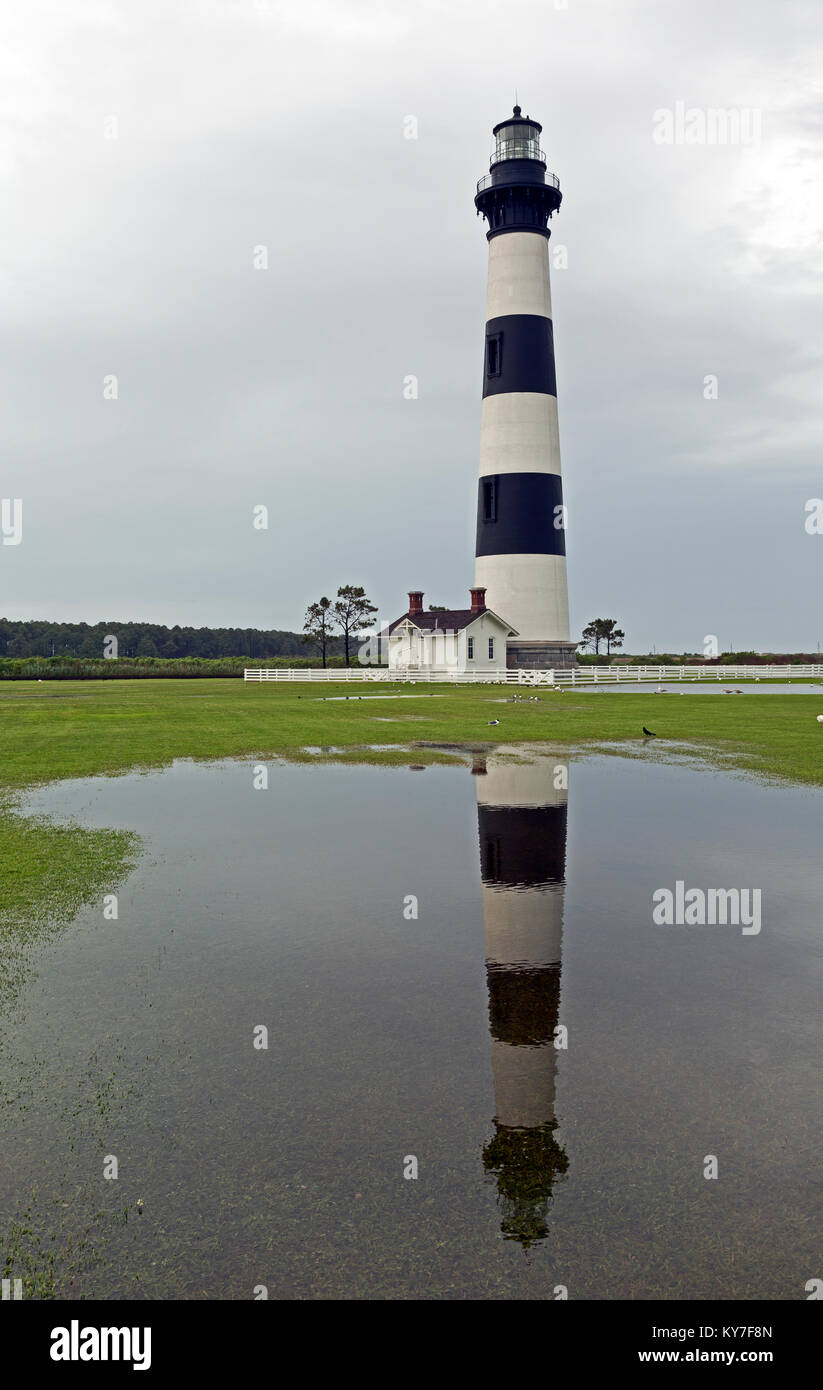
(474, 751, 569, 1246)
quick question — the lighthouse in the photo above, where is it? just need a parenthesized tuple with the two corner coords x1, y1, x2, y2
(474, 107, 575, 669)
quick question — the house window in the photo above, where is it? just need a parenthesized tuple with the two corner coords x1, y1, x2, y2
(486, 332, 503, 378)
(467, 636, 474, 660)
(488, 638, 494, 660)
(482, 477, 497, 522)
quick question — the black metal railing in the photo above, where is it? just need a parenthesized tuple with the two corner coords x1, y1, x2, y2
(476, 168, 560, 195)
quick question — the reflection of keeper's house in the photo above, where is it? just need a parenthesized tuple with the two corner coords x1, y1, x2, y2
(385, 588, 517, 674)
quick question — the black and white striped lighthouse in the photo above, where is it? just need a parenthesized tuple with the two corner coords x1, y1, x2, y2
(474, 107, 575, 669)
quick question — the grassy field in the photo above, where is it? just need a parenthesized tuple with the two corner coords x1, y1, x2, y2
(3, 675, 823, 785)
(1, 676, 822, 954)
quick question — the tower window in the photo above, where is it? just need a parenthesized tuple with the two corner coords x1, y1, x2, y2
(482, 477, 497, 522)
(486, 332, 503, 378)
(488, 637, 495, 659)
(467, 636, 474, 660)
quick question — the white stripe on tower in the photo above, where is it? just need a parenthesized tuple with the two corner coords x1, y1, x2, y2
(485, 231, 553, 319)
(474, 106, 573, 668)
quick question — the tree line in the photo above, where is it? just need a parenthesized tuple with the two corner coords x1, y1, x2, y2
(0, 620, 311, 660)
(0, 589, 380, 663)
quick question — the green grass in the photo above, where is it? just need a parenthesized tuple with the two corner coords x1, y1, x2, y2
(2, 676, 823, 789)
(1, 676, 822, 983)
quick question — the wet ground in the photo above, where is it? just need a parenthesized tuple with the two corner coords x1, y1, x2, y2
(1, 749, 820, 1299)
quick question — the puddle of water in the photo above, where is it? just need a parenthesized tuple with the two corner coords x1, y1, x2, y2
(573, 682, 823, 695)
(1, 752, 821, 1299)
(316, 694, 446, 701)
(301, 744, 411, 754)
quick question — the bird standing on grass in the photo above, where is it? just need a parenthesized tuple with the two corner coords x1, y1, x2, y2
(488, 719, 500, 726)
(642, 726, 656, 737)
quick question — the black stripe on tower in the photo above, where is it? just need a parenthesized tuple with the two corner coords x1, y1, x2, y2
(483, 315, 556, 398)
(487, 964, 562, 1046)
(476, 474, 566, 558)
(479, 804, 568, 885)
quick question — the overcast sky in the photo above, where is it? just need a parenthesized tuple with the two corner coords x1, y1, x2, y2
(1, 0, 821, 651)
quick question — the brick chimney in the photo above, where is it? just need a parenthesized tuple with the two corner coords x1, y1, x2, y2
(470, 586, 486, 614)
(408, 590, 423, 616)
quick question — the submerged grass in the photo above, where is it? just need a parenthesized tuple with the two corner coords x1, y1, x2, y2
(0, 809, 138, 1018)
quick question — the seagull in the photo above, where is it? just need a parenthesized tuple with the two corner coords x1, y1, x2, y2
(817, 715, 823, 723)
(488, 719, 500, 726)
(642, 726, 656, 737)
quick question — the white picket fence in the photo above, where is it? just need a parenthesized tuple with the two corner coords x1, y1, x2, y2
(522, 664, 823, 686)
(244, 664, 823, 686)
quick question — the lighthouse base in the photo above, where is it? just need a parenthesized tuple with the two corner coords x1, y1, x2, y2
(506, 641, 578, 671)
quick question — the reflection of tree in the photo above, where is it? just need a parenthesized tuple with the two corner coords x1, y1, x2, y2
(483, 1120, 569, 1248)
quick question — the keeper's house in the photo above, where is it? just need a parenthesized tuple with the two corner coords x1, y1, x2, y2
(386, 588, 516, 675)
